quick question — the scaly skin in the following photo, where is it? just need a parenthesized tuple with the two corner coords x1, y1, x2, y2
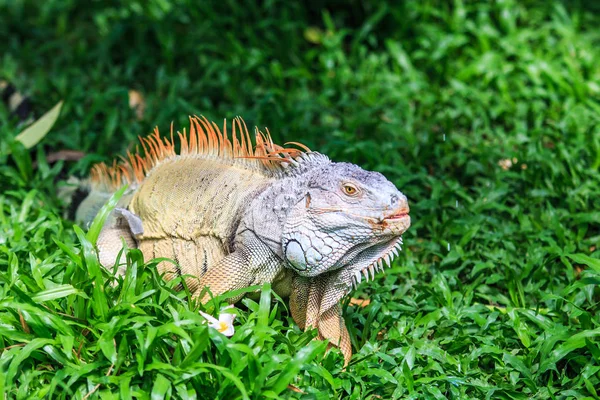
(80, 117, 411, 364)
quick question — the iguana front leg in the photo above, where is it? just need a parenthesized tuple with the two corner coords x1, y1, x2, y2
(97, 208, 143, 275)
(317, 303, 351, 362)
(196, 229, 284, 303)
(195, 250, 255, 303)
(290, 273, 352, 364)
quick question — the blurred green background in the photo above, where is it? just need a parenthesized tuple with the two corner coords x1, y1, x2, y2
(1, 0, 600, 398)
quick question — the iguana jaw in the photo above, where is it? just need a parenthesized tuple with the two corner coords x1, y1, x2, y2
(328, 209, 410, 290)
(348, 236, 404, 289)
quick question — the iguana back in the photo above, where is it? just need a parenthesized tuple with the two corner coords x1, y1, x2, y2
(83, 116, 299, 291)
(130, 156, 273, 287)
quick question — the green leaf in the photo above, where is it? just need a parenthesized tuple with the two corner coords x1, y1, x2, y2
(31, 284, 88, 303)
(257, 283, 272, 328)
(538, 328, 600, 374)
(74, 225, 108, 319)
(404, 346, 416, 370)
(270, 340, 327, 394)
(507, 308, 531, 348)
(566, 253, 600, 273)
(6, 338, 55, 383)
(367, 367, 399, 385)
(86, 185, 128, 244)
(151, 373, 171, 400)
(401, 360, 414, 392)
(192, 364, 249, 400)
(503, 353, 533, 381)
(13, 101, 63, 150)
(180, 327, 209, 368)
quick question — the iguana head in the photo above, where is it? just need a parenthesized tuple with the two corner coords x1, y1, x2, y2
(282, 160, 410, 288)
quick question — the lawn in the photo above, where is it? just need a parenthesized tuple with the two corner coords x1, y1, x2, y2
(1, 0, 600, 398)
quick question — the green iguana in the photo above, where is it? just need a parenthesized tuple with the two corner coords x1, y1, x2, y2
(76, 116, 411, 364)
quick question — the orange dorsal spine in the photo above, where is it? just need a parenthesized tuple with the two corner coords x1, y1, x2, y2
(90, 116, 309, 191)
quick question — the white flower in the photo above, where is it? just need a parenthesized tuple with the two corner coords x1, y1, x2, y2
(199, 305, 236, 336)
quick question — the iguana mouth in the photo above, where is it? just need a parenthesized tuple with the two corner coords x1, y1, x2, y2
(362, 206, 410, 225)
(385, 210, 409, 220)
(382, 205, 410, 220)
(350, 237, 403, 289)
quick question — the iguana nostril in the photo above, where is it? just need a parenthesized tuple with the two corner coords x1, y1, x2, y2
(399, 193, 409, 208)
(390, 192, 409, 211)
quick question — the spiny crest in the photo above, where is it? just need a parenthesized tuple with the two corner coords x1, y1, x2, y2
(90, 116, 311, 191)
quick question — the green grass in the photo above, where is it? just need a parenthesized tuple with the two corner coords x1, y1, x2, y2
(1, 0, 600, 398)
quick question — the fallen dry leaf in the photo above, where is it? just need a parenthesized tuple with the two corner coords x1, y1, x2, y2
(19, 313, 30, 334)
(47, 150, 86, 163)
(128, 89, 146, 120)
(287, 384, 305, 394)
(349, 298, 371, 307)
(498, 159, 513, 170)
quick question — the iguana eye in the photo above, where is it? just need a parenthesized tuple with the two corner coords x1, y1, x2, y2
(342, 183, 359, 196)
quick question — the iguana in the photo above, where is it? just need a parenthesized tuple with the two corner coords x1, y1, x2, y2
(76, 116, 411, 364)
